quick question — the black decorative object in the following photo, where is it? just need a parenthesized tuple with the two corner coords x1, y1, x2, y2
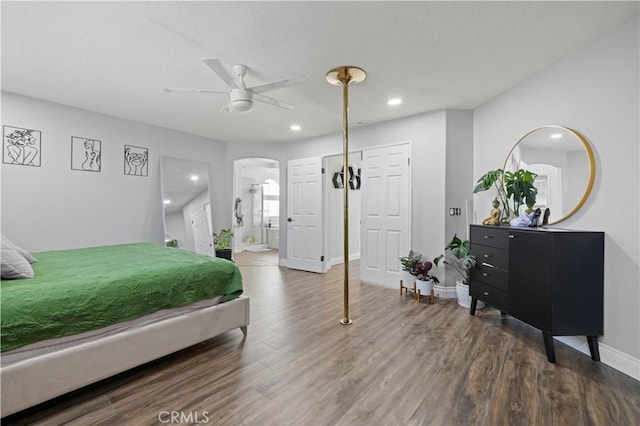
(71, 136, 101, 172)
(3, 125, 41, 167)
(542, 208, 551, 226)
(332, 168, 344, 188)
(124, 145, 148, 176)
(529, 208, 541, 227)
(332, 165, 361, 190)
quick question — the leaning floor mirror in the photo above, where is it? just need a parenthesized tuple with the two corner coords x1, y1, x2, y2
(160, 156, 214, 256)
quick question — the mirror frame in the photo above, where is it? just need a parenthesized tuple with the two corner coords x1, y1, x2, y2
(502, 125, 596, 226)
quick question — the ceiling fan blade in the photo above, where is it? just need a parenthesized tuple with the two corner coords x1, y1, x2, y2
(250, 75, 307, 94)
(254, 94, 294, 110)
(164, 88, 228, 94)
(202, 58, 239, 89)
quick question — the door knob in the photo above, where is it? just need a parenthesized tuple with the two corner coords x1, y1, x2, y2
(287, 218, 293, 222)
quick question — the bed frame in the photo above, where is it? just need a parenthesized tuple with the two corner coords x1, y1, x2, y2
(1, 295, 250, 417)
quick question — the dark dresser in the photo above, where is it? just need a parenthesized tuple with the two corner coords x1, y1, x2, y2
(469, 224, 604, 363)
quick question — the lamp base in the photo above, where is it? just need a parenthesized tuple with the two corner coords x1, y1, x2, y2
(340, 318, 353, 325)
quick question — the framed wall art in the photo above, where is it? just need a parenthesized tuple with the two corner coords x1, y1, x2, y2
(71, 136, 101, 172)
(124, 145, 148, 177)
(3, 125, 41, 167)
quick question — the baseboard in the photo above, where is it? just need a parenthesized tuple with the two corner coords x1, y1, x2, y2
(555, 336, 640, 381)
(433, 284, 456, 299)
(330, 254, 361, 266)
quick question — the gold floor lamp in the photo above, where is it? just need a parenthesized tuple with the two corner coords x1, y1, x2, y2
(325, 66, 366, 325)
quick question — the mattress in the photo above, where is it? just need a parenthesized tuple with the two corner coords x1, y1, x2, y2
(1, 243, 243, 352)
(1, 295, 224, 366)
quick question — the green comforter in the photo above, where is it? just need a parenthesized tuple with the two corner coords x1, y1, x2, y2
(1, 243, 243, 352)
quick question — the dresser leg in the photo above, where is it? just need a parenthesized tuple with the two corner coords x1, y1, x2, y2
(542, 331, 556, 363)
(470, 298, 477, 316)
(587, 336, 601, 362)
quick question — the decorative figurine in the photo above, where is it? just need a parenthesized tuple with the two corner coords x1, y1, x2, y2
(542, 208, 551, 226)
(529, 208, 542, 227)
(482, 198, 502, 226)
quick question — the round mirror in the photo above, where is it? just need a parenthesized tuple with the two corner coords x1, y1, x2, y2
(503, 125, 595, 225)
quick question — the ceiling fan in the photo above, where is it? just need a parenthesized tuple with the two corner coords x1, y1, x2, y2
(164, 58, 307, 113)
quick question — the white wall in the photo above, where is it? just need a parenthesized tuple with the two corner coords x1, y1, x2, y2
(473, 18, 639, 369)
(1, 92, 229, 251)
(443, 110, 474, 286)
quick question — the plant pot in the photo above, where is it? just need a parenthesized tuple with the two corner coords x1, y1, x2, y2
(400, 270, 414, 288)
(415, 279, 433, 296)
(456, 280, 484, 309)
(215, 249, 233, 261)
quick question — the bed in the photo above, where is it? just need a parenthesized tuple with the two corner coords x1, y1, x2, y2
(0, 243, 250, 417)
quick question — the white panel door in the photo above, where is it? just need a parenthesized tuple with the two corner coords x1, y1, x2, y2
(361, 143, 410, 285)
(287, 157, 325, 273)
(191, 206, 214, 256)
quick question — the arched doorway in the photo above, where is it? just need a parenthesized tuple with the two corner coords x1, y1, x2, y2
(232, 157, 280, 266)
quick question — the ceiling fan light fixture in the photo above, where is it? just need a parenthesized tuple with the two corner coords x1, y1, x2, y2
(230, 89, 255, 112)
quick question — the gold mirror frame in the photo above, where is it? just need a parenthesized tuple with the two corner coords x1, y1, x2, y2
(502, 125, 595, 226)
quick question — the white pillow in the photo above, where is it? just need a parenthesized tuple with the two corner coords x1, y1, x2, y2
(1, 234, 37, 264)
(1, 240, 35, 279)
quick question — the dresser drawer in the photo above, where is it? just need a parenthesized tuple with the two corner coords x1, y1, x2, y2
(472, 245, 508, 270)
(470, 226, 508, 249)
(470, 281, 508, 311)
(471, 263, 508, 291)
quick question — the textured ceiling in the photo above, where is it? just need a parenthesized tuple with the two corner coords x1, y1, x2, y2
(2, 1, 638, 143)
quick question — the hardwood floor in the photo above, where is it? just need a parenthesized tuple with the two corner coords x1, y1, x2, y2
(234, 249, 279, 267)
(4, 261, 640, 425)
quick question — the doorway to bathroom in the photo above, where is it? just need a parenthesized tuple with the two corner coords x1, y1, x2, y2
(232, 158, 280, 266)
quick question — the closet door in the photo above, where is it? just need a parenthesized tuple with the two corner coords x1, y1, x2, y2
(360, 143, 410, 286)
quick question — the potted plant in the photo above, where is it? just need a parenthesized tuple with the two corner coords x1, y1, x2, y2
(503, 169, 538, 217)
(434, 234, 482, 309)
(473, 168, 538, 221)
(399, 250, 421, 291)
(473, 169, 510, 221)
(213, 229, 233, 260)
(411, 259, 439, 302)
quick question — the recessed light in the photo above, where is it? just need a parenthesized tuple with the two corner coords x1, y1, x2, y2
(290, 124, 301, 131)
(163, 199, 171, 204)
(190, 175, 199, 181)
(550, 133, 563, 139)
(387, 98, 402, 106)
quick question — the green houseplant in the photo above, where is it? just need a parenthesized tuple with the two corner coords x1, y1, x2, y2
(400, 250, 422, 275)
(434, 234, 480, 308)
(474, 168, 538, 221)
(410, 258, 440, 303)
(213, 229, 233, 260)
(399, 250, 421, 292)
(503, 169, 538, 216)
